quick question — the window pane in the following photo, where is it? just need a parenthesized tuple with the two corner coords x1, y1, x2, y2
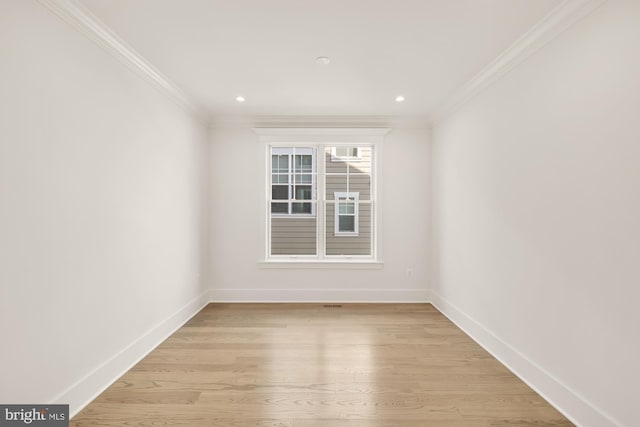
(348, 174, 370, 200)
(339, 216, 355, 232)
(272, 154, 289, 173)
(271, 202, 288, 214)
(272, 174, 289, 184)
(294, 185, 312, 200)
(325, 174, 371, 201)
(270, 147, 316, 218)
(295, 155, 312, 172)
(295, 174, 312, 184)
(325, 175, 347, 198)
(271, 216, 316, 255)
(326, 147, 347, 172)
(338, 200, 355, 214)
(336, 147, 358, 158)
(349, 162, 370, 174)
(325, 203, 371, 255)
(292, 202, 312, 214)
(272, 185, 288, 200)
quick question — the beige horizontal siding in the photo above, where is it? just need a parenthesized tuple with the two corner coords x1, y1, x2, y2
(325, 204, 372, 255)
(271, 217, 316, 255)
(326, 174, 371, 200)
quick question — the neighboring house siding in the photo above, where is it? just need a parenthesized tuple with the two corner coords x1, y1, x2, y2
(326, 203, 372, 255)
(326, 174, 371, 200)
(271, 217, 316, 255)
(325, 146, 372, 255)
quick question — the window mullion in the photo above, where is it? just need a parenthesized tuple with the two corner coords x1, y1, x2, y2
(317, 145, 325, 259)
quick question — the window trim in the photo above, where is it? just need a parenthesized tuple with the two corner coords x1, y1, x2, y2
(334, 192, 359, 236)
(255, 127, 389, 266)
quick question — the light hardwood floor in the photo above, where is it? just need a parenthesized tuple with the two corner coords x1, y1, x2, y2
(71, 304, 573, 426)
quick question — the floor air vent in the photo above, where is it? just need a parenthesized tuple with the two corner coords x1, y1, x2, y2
(323, 304, 343, 308)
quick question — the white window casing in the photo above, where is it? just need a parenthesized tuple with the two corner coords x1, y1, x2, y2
(255, 127, 389, 267)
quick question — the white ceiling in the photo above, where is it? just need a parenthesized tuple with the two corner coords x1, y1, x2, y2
(79, 0, 562, 118)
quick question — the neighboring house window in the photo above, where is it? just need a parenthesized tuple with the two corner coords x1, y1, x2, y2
(331, 146, 361, 161)
(256, 127, 388, 264)
(334, 192, 359, 235)
(271, 147, 315, 215)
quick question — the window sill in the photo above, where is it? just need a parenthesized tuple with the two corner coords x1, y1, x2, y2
(258, 260, 384, 270)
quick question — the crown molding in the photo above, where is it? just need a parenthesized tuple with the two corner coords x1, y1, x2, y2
(210, 115, 430, 130)
(431, 0, 608, 124)
(253, 127, 391, 137)
(38, 0, 207, 123)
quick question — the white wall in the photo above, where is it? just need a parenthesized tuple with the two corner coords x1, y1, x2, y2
(209, 123, 430, 302)
(431, 1, 640, 426)
(0, 1, 209, 415)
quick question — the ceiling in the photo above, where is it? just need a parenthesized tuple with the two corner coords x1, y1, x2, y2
(79, 0, 562, 118)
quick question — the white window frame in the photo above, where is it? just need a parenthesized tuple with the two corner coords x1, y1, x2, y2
(334, 192, 359, 236)
(331, 146, 362, 162)
(254, 128, 389, 268)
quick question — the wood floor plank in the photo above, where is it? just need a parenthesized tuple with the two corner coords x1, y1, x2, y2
(71, 303, 573, 426)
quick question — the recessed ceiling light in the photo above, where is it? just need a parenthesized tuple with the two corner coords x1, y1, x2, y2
(236, 95, 245, 102)
(315, 56, 331, 65)
(395, 95, 405, 103)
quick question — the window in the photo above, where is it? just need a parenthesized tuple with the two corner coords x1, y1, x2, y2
(271, 148, 315, 215)
(256, 128, 388, 265)
(334, 192, 359, 235)
(331, 146, 361, 161)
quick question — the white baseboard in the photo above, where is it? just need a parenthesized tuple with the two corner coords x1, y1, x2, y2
(430, 291, 619, 427)
(209, 288, 429, 303)
(53, 290, 210, 418)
